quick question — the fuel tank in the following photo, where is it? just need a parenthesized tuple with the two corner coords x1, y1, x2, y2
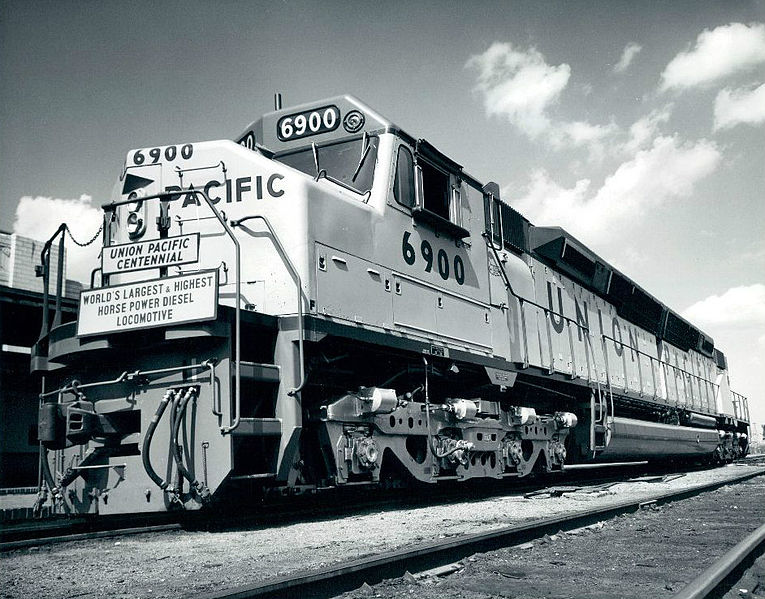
(597, 417, 718, 460)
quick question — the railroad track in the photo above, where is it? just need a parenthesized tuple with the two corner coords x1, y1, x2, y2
(195, 467, 765, 599)
(1, 460, 756, 553)
(0, 460, 656, 551)
(672, 521, 765, 599)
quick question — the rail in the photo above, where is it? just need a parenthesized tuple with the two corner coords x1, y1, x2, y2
(196, 468, 765, 599)
(672, 521, 765, 599)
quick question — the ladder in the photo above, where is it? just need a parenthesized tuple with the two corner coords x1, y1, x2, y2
(590, 385, 613, 455)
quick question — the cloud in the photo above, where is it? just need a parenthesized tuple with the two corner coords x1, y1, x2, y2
(614, 42, 642, 73)
(682, 285, 765, 424)
(466, 42, 617, 151)
(682, 284, 765, 327)
(660, 22, 765, 91)
(714, 82, 765, 130)
(555, 120, 619, 148)
(508, 135, 721, 244)
(13, 194, 103, 283)
(622, 104, 673, 154)
(739, 247, 765, 264)
(622, 105, 673, 154)
(552, 120, 620, 163)
(466, 42, 570, 138)
(511, 169, 591, 225)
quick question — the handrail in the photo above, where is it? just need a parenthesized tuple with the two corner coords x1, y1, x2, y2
(483, 234, 589, 375)
(564, 321, 576, 378)
(483, 235, 589, 330)
(35, 224, 68, 345)
(517, 302, 530, 368)
(731, 391, 750, 422)
(599, 335, 615, 441)
(544, 310, 554, 374)
(39, 360, 215, 400)
(230, 214, 306, 397)
(482, 233, 721, 413)
(601, 333, 719, 402)
(207, 360, 221, 416)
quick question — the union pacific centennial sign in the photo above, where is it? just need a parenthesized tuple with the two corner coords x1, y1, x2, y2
(77, 270, 218, 337)
(102, 233, 200, 275)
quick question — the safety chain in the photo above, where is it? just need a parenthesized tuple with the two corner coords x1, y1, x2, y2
(65, 221, 104, 247)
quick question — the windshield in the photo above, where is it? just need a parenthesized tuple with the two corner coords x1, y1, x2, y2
(274, 135, 378, 195)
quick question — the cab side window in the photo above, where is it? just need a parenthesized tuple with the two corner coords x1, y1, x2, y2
(394, 138, 469, 239)
(420, 161, 450, 221)
(393, 145, 415, 208)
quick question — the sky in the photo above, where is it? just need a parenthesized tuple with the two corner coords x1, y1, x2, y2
(1, 1, 764, 425)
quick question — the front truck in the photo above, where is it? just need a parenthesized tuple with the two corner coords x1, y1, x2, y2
(32, 140, 310, 515)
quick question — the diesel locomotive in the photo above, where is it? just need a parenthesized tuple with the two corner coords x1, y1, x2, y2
(32, 96, 750, 515)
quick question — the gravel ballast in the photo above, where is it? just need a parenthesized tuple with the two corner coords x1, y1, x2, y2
(341, 474, 765, 599)
(1, 464, 763, 599)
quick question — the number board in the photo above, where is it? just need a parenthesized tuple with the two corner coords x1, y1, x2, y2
(277, 105, 340, 141)
(132, 144, 194, 165)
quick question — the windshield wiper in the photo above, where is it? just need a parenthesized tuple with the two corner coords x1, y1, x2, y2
(312, 142, 321, 177)
(351, 132, 371, 182)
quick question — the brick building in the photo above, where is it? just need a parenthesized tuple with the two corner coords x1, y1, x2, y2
(0, 231, 80, 487)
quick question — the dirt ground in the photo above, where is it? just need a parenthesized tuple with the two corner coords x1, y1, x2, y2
(1, 464, 763, 599)
(339, 475, 765, 599)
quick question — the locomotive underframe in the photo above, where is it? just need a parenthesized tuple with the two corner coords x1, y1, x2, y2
(33, 307, 747, 516)
(317, 393, 570, 485)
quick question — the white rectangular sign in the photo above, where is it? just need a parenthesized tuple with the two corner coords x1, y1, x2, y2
(101, 233, 200, 275)
(77, 270, 218, 337)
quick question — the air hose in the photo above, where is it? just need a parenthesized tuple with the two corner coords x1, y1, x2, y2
(141, 388, 178, 494)
(40, 446, 72, 514)
(171, 386, 211, 502)
(433, 441, 473, 459)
